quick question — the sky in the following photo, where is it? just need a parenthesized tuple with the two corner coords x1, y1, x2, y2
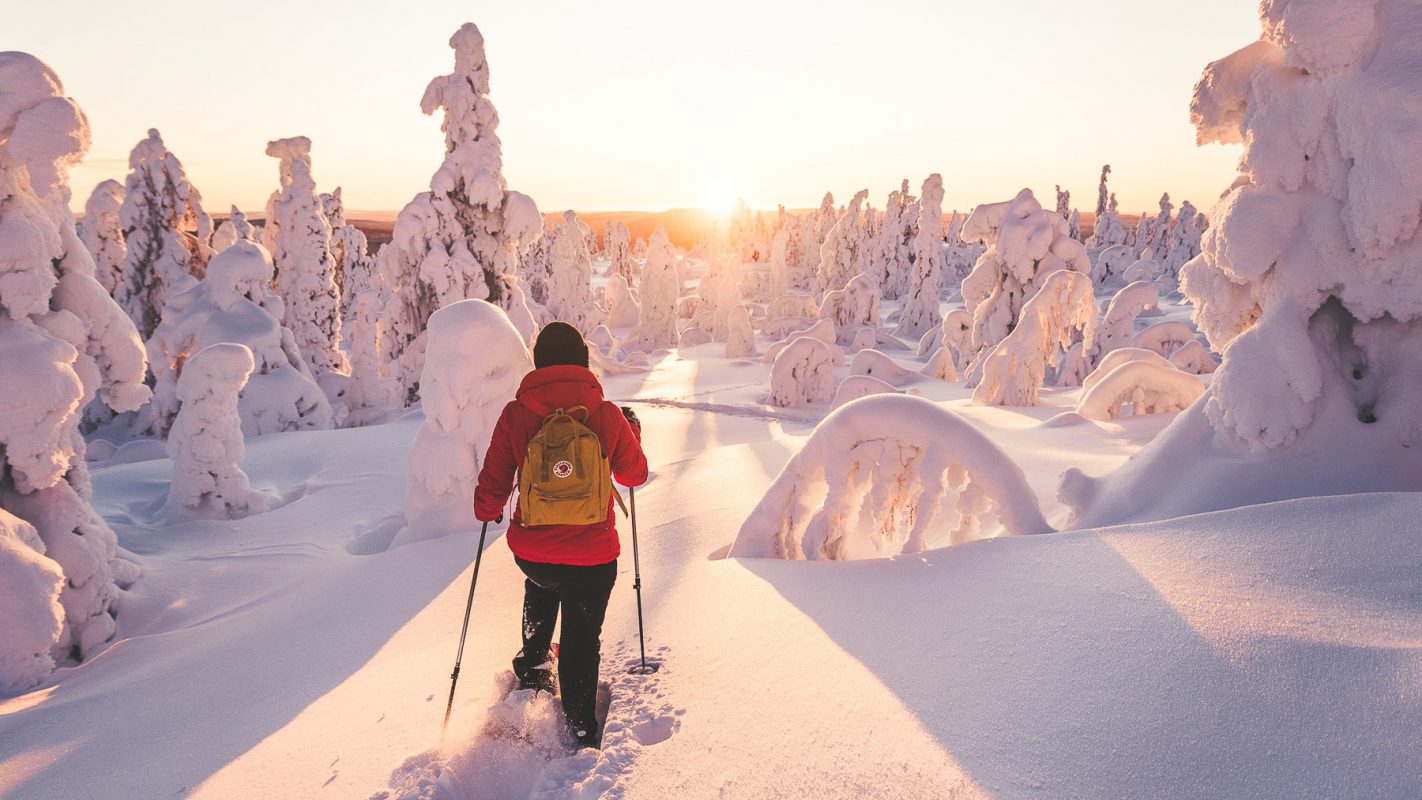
(11, 0, 1259, 217)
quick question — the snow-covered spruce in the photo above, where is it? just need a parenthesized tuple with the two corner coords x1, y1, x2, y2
(263, 136, 347, 385)
(959, 188, 1090, 365)
(545, 210, 600, 332)
(868, 180, 915, 301)
(1089, 280, 1159, 364)
(396, 300, 531, 549)
(607, 221, 633, 284)
(342, 218, 392, 421)
(625, 226, 679, 351)
(321, 187, 367, 315)
(1163, 199, 1204, 277)
(819, 272, 880, 343)
(1086, 165, 1130, 251)
(115, 129, 213, 339)
(147, 241, 333, 437)
(0, 52, 149, 667)
(0, 508, 65, 694)
(78, 179, 125, 294)
(815, 189, 868, 296)
(376, 23, 543, 405)
(209, 206, 257, 254)
(603, 273, 641, 330)
(165, 344, 276, 518)
(767, 336, 837, 407)
(972, 270, 1096, 406)
(730, 394, 1052, 560)
(1075, 360, 1205, 421)
(895, 174, 945, 339)
(725, 303, 757, 358)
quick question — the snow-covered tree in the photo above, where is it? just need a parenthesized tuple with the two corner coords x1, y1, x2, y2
(626, 226, 679, 351)
(1148, 193, 1174, 262)
(1094, 165, 1111, 218)
(896, 174, 945, 339)
(1055, 185, 1071, 219)
(546, 210, 599, 332)
(608, 221, 633, 284)
(396, 299, 531, 549)
(972, 270, 1096, 406)
(821, 272, 880, 342)
(376, 23, 543, 405)
(767, 336, 837, 407)
(1163, 199, 1203, 276)
(849, 349, 916, 386)
(1065, 0, 1422, 527)
(604, 273, 640, 330)
(0, 52, 150, 669)
(166, 344, 276, 517)
(115, 129, 213, 339)
(147, 240, 333, 437)
(1089, 191, 1130, 250)
(78, 179, 125, 293)
(264, 136, 347, 384)
(816, 189, 868, 296)
(726, 303, 757, 358)
(343, 219, 393, 422)
(959, 188, 1091, 365)
(1075, 360, 1205, 421)
(868, 180, 915, 301)
(209, 206, 257, 254)
(1089, 280, 1159, 364)
(519, 223, 552, 307)
(320, 187, 366, 311)
(730, 394, 1052, 559)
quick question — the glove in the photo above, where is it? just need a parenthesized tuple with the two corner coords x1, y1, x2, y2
(621, 405, 640, 430)
(494, 513, 504, 525)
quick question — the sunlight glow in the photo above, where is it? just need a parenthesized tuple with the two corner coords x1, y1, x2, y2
(705, 178, 737, 217)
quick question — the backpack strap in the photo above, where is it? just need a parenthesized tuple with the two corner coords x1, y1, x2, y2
(612, 488, 629, 517)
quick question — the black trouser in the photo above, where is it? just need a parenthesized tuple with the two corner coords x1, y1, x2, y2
(512, 557, 617, 734)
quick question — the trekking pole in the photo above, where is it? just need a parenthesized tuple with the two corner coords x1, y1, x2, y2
(627, 486, 659, 675)
(442, 520, 490, 739)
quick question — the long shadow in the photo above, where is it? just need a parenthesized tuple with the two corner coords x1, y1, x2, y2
(738, 529, 1422, 798)
(0, 423, 494, 799)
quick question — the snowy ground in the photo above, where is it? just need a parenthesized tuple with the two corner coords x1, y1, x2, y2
(3, 305, 1420, 799)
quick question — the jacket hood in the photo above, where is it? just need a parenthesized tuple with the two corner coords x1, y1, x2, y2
(515, 365, 605, 418)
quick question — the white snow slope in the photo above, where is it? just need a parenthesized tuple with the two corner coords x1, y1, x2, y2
(1, 353, 1419, 799)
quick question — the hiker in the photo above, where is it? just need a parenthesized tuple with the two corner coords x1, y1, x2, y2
(473, 321, 649, 748)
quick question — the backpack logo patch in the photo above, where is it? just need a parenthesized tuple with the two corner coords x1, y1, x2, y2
(553, 460, 574, 479)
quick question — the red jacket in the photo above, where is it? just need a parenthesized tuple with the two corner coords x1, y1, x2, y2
(473, 365, 648, 566)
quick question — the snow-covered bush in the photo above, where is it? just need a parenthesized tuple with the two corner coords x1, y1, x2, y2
(0, 53, 150, 668)
(1076, 361, 1205, 421)
(0, 508, 65, 694)
(820, 272, 880, 341)
(1122, 252, 1167, 287)
(1131, 321, 1195, 358)
(1089, 280, 1159, 363)
(815, 189, 868, 295)
(766, 294, 818, 323)
(922, 346, 960, 381)
(767, 336, 837, 407)
(973, 270, 1097, 406)
(762, 318, 839, 363)
(830, 374, 898, 409)
(545, 210, 600, 332)
(147, 241, 334, 436)
(895, 174, 945, 339)
(78, 179, 125, 294)
(848, 349, 916, 387)
(166, 344, 275, 517)
(1081, 347, 1175, 393)
(376, 23, 543, 404)
(726, 303, 757, 358)
(263, 136, 347, 386)
(960, 188, 1090, 364)
(730, 394, 1051, 559)
(607, 222, 634, 284)
(395, 300, 531, 548)
(626, 226, 679, 351)
(115, 129, 213, 339)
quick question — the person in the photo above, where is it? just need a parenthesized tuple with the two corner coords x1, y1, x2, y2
(473, 321, 648, 748)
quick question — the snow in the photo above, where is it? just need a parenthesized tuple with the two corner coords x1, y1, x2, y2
(972, 270, 1096, 406)
(732, 394, 1051, 559)
(0, 507, 64, 695)
(847, 348, 916, 387)
(1074, 360, 1206, 421)
(397, 300, 531, 550)
(78, 179, 125, 294)
(165, 343, 276, 518)
(830, 374, 898, 409)
(546, 210, 600, 333)
(625, 227, 679, 352)
(767, 336, 837, 407)
(894, 174, 944, 338)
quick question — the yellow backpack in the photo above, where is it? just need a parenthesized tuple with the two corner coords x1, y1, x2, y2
(519, 406, 626, 527)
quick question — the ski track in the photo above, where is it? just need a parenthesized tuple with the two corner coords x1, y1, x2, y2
(371, 643, 683, 799)
(625, 396, 821, 426)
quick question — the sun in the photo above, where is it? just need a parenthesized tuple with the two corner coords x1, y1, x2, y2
(705, 177, 737, 217)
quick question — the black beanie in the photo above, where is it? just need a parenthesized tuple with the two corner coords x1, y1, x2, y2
(533, 321, 589, 369)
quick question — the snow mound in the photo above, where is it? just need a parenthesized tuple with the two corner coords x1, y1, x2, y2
(848, 349, 916, 387)
(1076, 361, 1206, 421)
(830, 374, 899, 409)
(767, 337, 837, 408)
(731, 394, 1051, 560)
